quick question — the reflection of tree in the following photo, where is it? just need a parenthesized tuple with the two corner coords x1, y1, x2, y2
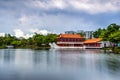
(32, 50, 59, 73)
(3, 49, 15, 64)
(32, 50, 51, 66)
(32, 51, 44, 65)
(105, 55, 120, 74)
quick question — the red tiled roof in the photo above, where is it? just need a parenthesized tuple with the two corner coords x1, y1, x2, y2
(84, 38, 102, 44)
(58, 34, 84, 38)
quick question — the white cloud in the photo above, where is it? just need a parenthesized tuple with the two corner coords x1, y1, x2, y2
(29, 0, 120, 14)
(0, 33, 5, 37)
(18, 15, 38, 25)
(18, 15, 29, 24)
(13, 29, 51, 39)
(52, 0, 67, 9)
(14, 29, 25, 38)
(1, 0, 119, 35)
(38, 30, 50, 35)
(69, 0, 119, 14)
(13, 29, 33, 39)
(29, 28, 50, 35)
(17, 15, 42, 29)
(31, 0, 67, 10)
(17, 13, 96, 33)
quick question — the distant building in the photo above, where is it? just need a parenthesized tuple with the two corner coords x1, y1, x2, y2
(65, 31, 76, 34)
(85, 31, 94, 39)
(76, 30, 85, 36)
(65, 30, 94, 39)
(76, 30, 84, 34)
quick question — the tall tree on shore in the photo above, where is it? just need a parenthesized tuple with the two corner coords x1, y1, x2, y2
(109, 31, 120, 44)
(32, 33, 45, 46)
(93, 28, 105, 38)
(3, 34, 17, 45)
(45, 34, 58, 44)
(0, 37, 4, 46)
(101, 23, 120, 41)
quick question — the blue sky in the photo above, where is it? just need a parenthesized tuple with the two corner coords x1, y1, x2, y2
(0, 0, 120, 38)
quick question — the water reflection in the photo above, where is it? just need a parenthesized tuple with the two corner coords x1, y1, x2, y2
(105, 54, 120, 75)
(0, 49, 120, 80)
(0, 49, 15, 65)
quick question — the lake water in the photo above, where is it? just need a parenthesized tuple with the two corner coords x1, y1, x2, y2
(0, 49, 120, 80)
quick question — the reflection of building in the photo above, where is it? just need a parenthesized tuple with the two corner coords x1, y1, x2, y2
(85, 31, 94, 39)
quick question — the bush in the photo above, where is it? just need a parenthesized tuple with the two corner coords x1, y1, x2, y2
(0, 45, 7, 49)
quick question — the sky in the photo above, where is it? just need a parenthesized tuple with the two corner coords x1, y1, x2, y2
(0, 0, 120, 38)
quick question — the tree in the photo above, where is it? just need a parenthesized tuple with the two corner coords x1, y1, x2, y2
(93, 28, 105, 38)
(0, 37, 4, 46)
(101, 23, 120, 41)
(11, 40, 21, 47)
(107, 23, 120, 33)
(32, 33, 45, 46)
(45, 34, 57, 44)
(109, 31, 120, 43)
(3, 34, 17, 45)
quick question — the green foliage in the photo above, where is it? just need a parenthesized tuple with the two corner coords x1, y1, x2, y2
(0, 23, 119, 50)
(11, 40, 21, 47)
(0, 33, 58, 49)
(32, 34, 45, 46)
(93, 28, 105, 38)
(0, 37, 4, 46)
(107, 24, 120, 33)
(109, 31, 120, 43)
(93, 23, 120, 53)
(101, 24, 120, 42)
(45, 34, 57, 44)
(93, 23, 120, 43)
